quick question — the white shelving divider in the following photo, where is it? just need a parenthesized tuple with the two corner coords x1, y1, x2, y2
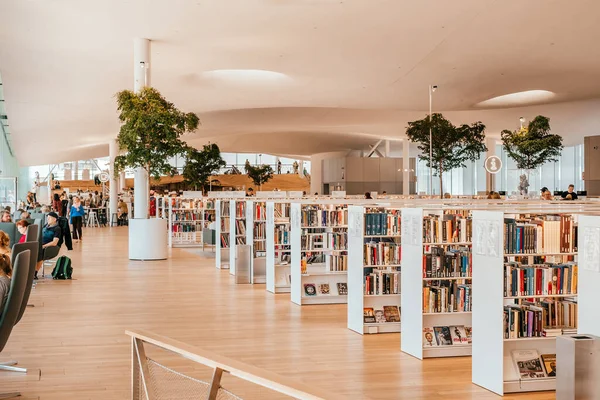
(215, 199, 230, 269)
(247, 199, 267, 284)
(229, 199, 245, 276)
(579, 214, 600, 336)
(290, 202, 348, 306)
(266, 201, 291, 293)
(348, 205, 402, 335)
(472, 210, 579, 395)
(401, 207, 473, 358)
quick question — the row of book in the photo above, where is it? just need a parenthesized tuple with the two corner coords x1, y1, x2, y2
(364, 211, 400, 236)
(253, 222, 265, 240)
(329, 255, 348, 272)
(423, 214, 472, 244)
(235, 237, 246, 245)
(172, 211, 203, 221)
(423, 246, 472, 278)
(301, 234, 324, 251)
(363, 269, 400, 295)
(274, 226, 290, 245)
(363, 305, 401, 323)
(304, 282, 348, 296)
(423, 281, 472, 313)
(328, 232, 347, 250)
(235, 201, 246, 218)
(236, 220, 246, 236)
(220, 234, 230, 248)
(504, 262, 578, 297)
(254, 240, 266, 252)
(254, 203, 266, 220)
(504, 215, 577, 254)
(220, 201, 230, 217)
(503, 299, 577, 339)
(423, 326, 471, 347)
(171, 223, 202, 233)
(221, 217, 229, 233)
(511, 350, 556, 380)
(364, 241, 401, 266)
(275, 204, 289, 218)
(301, 207, 347, 227)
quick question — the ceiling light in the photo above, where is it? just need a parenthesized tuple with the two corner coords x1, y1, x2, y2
(475, 90, 555, 108)
(202, 69, 292, 84)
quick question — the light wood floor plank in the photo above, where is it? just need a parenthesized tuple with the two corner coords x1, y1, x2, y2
(0, 227, 554, 399)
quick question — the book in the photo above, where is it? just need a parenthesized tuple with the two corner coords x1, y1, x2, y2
(319, 283, 330, 295)
(540, 354, 556, 377)
(512, 350, 546, 380)
(433, 326, 453, 346)
(364, 307, 376, 323)
(374, 309, 386, 323)
(337, 282, 348, 295)
(449, 326, 469, 345)
(304, 283, 317, 296)
(465, 326, 472, 344)
(383, 305, 400, 322)
(423, 327, 438, 347)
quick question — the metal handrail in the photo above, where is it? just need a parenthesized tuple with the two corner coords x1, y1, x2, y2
(126, 329, 347, 400)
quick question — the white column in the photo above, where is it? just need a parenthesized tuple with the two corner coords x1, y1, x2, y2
(109, 139, 119, 220)
(486, 137, 496, 193)
(73, 161, 79, 180)
(119, 171, 126, 192)
(385, 140, 391, 157)
(133, 38, 150, 219)
(403, 140, 410, 195)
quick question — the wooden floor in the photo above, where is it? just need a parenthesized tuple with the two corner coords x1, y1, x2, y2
(1, 227, 555, 400)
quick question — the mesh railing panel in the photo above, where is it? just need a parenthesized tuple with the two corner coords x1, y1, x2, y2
(145, 359, 212, 399)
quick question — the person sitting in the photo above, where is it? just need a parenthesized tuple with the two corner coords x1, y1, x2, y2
(41, 205, 50, 213)
(35, 212, 62, 279)
(561, 184, 578, 200)
(20, 210, 31, 219)
(444, 193, 452, 199)
(0, 254, 11, 319)
(117, 198, 129, 225)
(540, 187, 553, 200)
(246, 188, 255, 197)
(1, 210, 12, 222)
(364, 192, 373, 200)
(0, 231, 11, 256)
(16, 219, 30, 244)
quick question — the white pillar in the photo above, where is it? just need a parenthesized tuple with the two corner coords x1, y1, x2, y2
(73, 161, 79, 181)
(119, 171, 126, 192)
(109, 139, 119, 220)
(403, 140, 410, 195)
(385, 140, 391, 157)
(133, 38, 150, 219)
(486, 137, 496, 193)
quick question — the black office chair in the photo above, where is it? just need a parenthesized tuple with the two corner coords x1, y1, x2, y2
(11, 242, 39, 317)
(0, 251, 31, 399)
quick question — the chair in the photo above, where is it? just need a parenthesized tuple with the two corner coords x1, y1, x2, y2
(87, 211, 99, 228)
(0, 251, 31, 399)
(110, 213, 119, 227)
(11, 242, 39, 320)
(40, 246, 60, 279)
(25, 224, 39, 243)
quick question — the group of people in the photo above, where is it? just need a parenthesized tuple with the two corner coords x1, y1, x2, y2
(540, 184, 579, 200)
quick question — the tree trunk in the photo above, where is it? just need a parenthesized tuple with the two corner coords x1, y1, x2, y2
(439, 163, 444, 199)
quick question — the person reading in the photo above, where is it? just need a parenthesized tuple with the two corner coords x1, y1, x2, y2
(561, 184, 578, 200)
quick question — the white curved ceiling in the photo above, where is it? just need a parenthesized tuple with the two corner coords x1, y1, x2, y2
(1, 0, 600, 165)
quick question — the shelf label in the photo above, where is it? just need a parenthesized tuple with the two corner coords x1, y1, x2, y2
(583, 226, 600, 272)
(473, 219, 501, 257)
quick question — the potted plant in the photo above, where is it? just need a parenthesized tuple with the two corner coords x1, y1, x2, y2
(405, 113, 487, 197)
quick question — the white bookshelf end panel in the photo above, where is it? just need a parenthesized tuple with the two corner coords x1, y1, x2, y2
(578, 215, 600, 337)
(347, 205, 365, 334)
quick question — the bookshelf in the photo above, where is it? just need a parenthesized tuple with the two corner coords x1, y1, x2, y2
(472, 210, 578, 395)
(400, 207, 473, 358)
(578, 214, 600, 337)
(348, 205, 402, 334)
(290, 202, 349, 305)
(266, 201, 292, 293)
(168, 197, 206, 248)
(215, 199, 230, 269)
(228, 199, 248, 275)
(246, 199, 266, 284)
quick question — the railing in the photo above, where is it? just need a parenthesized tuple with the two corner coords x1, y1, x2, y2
(127, 329, 345, 400)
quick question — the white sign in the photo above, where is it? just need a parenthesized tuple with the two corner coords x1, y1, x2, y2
(99, 172, 110, 183)
(332, 191, 346, 198)
(484, 156, 502, 174)
(287, 191, 304, 198)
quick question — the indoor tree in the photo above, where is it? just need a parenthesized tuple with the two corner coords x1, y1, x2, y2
(501, 115, 563, 171)
(182, 143, 226, 192)
(114, 87, 200, 181)
(246, 164, 274, 189)
(405, 113, 487, 197)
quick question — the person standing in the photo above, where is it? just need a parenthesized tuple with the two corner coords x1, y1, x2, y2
(277, 160, 282, 174)
(70, 196, 85, 242)
(561, 184, 578, 200)
(52, 193, 62, 215)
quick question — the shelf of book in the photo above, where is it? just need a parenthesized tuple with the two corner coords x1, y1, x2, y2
(246, 199, 266, 284)
(168, 197, 212, 248)
(472, 210, 578, 396)
(347, 205, 402, 335)
(215, 199, 230, 269)
(266, 201, 293, 294)
(290, 202, 349, 306)
(401, 207, 474, 359)
(228, 199, 248, 276)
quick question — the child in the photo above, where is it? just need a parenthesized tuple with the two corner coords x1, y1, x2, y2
(0, 253, 11, 318)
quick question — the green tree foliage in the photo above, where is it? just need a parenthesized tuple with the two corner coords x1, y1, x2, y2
(405, 113, 487, 196)
(183, 144, 226, 191)
(246, 164, 274, 188)
(501, 116, 563, 170)
(114, 87, 200, 179)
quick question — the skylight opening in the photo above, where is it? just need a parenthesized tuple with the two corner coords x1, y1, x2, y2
(475, 90, 556, 108)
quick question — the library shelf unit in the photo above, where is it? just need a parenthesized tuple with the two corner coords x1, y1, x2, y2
(471, 210, 579, 396)
(229, 199, 248, 276)
(244, 199, 266, 284)
(215, 199, 231, 269)
(347, 205, 402, 335)
(290, 202, 349, 305)
(578, 214, 600, 338)
(400, 207, 474, 358)
(168, 197, 214, 248)
(266, 201, 292, 294)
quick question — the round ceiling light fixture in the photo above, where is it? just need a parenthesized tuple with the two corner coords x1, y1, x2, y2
(201, 69, 292, 84)
(475, 90, 556, 108)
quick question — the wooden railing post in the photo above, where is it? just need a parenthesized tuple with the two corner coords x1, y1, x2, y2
(132, 336, 140, 400)
(134, 338, 157, 400)
(206, 367, 224, 400)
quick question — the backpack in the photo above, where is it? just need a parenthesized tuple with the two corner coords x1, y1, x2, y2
(52, 256, 73, 280)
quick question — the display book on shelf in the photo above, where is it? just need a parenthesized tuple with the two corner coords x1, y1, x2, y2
(290, 201, 349, 305)
(215, 199, 231, 269)
(400, 206, 474, 357)
(266, 201, 292, 293)
(168, 197, 215, 248)
(347, 205, 402, 334)
(243, 199, 266, 284)
(472, 210, 579, 395)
